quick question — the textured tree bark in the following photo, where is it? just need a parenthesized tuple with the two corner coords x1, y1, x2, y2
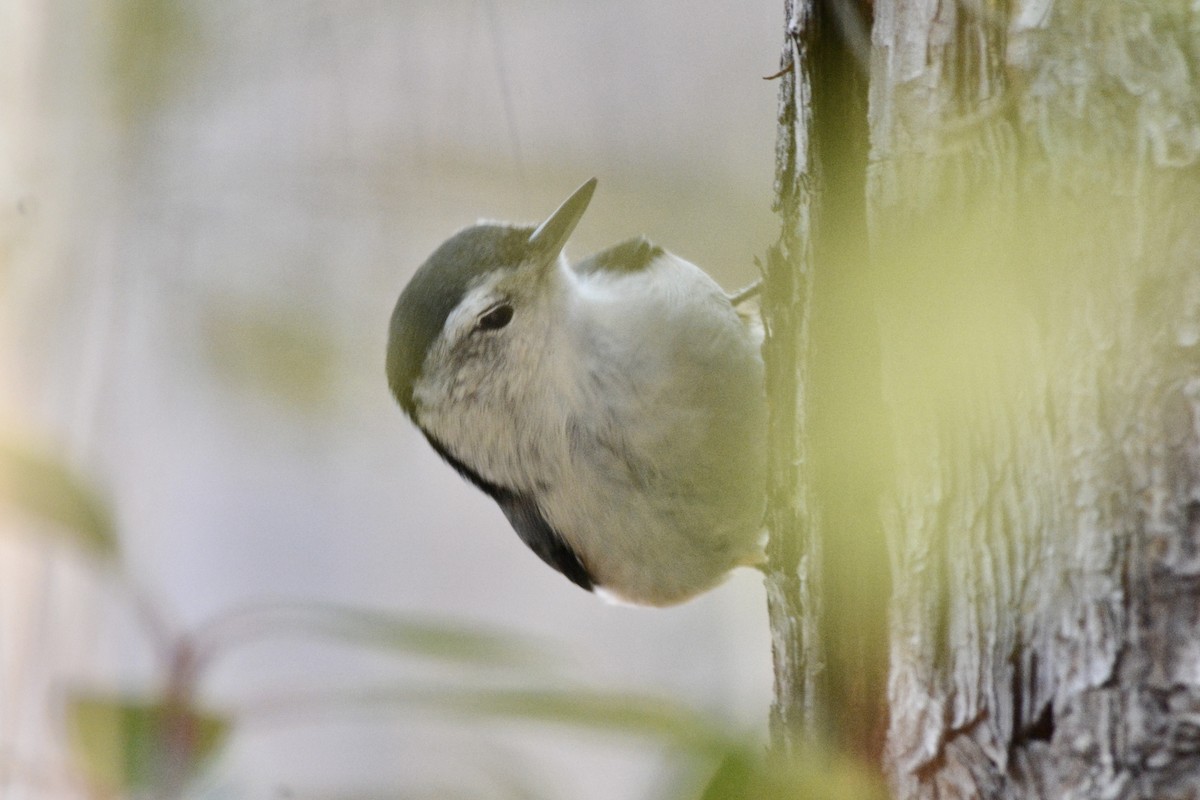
(868, 2, 1200, 798)
(762, 0, 823, 757)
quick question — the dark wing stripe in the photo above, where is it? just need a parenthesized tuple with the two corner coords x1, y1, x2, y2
(494, 493, 595, 591)
(421, 431, 595, 591)
(573, 237, 663, 276)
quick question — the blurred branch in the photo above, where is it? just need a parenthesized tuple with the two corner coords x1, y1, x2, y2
(189, 601, 558, 675)
(238, 684, 731, 754)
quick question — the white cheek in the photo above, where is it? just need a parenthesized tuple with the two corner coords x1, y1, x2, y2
(411, 374, 444, 417)
(411, 339, 464, 426)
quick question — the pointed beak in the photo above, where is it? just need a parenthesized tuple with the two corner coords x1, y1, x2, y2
(528, 178, 597, 261)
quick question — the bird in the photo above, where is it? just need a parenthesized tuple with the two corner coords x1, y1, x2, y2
(386, 178, 767, 606)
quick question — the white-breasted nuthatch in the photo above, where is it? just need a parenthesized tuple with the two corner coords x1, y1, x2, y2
(386, 179, 767, 606)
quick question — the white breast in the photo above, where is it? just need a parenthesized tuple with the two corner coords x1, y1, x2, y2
(536, 252, 767, 605)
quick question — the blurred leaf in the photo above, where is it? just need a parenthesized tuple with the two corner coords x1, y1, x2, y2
(196, 603, 554, 671)
(66, 693, 229, 795)
(699, 748, 758, 800)
(243, 685, 886, 799)
(109, 0, 196, 121)
(696, 745, 887, 800)
(0, 441, 117, 557)
(201, 302, 338, 410)
(438, 688, 724, 749)
(244, 685, 729, 755)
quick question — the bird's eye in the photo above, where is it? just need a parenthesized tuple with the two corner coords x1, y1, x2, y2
(477, 303, 514, 331)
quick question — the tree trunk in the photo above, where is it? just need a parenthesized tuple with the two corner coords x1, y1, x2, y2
(763, 0, 890, 768)
(864, 2, 1200, 798)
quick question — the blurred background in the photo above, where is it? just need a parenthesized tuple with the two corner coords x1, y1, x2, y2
(0, 1, 783, 797)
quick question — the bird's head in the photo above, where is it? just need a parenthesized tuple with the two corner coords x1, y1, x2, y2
(386, 179, 596, 450)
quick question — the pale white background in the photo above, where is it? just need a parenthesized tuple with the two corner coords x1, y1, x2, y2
(0, 2, 782, 797)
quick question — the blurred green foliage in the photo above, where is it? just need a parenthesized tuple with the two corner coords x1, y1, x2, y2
(0, 405, 889, 799)
(0, 440, 882, 798)
(201, 302, 339, 410)
(0, 440, 117, 556)
(67, 693, 229, 797)
(201, 302, 340, 412)
(191, 602, 557, 672)
(235, 684, 885, 800)
(108, 0, 196, 122)
(700, 746, 886, 800)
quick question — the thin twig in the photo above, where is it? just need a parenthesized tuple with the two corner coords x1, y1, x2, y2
(729, 280, 763, 306)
